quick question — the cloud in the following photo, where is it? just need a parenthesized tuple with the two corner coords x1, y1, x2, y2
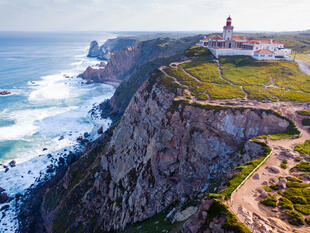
(0, 0, 309, 31)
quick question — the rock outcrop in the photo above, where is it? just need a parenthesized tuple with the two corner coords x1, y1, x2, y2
(40, 73, 289, 233)
(79, 36, 202, 84)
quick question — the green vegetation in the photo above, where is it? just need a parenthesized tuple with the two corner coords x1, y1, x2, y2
(291, 162, 310, 172)
(270, 184, 280, 191)
(182, 61, 227, 84)
(286, 182, 310, 188)
(207, 84, 245, 99)
(294, 204, 310, 215)
(264, 186, 273, 192)
(278, 197, 293, 210)
(283, 188, 310, 204)
(306, 218, 310, 225)
(281, 159, 288, 169)
(183, 45, 213, 61)
(295, 141, 310, 155)
(296, 110, 310, 116)
(243, 86, 285, 101)
(260, 195, 278, 207)
(219, 142, 271, 199)
(302, 118, 310, 126)
(207, 199, 250, 233)
(296, 156, 303, 162)
(287, 176, 303, 183)
(286, 210, 305, 226)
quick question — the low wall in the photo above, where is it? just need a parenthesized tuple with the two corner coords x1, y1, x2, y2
(209, 48, 253, 58)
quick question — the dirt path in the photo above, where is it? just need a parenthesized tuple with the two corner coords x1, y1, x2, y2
(296, 59, 310, 76)
(228, 103, 310, 233)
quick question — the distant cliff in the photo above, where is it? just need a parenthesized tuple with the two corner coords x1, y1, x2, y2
(40, 70, 289, 232)
(79, 36, 203, 84)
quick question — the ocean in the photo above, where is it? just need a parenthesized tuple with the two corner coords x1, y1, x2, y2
(0, 31, 116, 231)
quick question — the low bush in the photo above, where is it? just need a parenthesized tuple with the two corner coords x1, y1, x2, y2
(295, 156, 302, 162)
(283, 188, 310, 204)
(296, 110, 310, 116)
(286, 176, 303, 183)
(286, 182, 310, 188)
(278, 197, 293, 210)
(302, 118, 310, 126)
(294, 204, 310, 215)
(291, 162, 310, 172)
(281, 163, 287, 169)
(264, 186, 273, 192)
(260, 195, 277, 207)
(270, 184, 279, 190)
(286, 210, 305, 226)
(294, 140, 310, 156)
(305, 218, 310, 225)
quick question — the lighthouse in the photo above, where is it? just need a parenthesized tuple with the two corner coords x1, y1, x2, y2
(223, 16, 234, 41)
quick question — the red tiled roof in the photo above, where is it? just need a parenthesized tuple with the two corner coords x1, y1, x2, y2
(233, 36, 247, 41)
(254, 49, 274, 54)
(210, 35, 224, 40)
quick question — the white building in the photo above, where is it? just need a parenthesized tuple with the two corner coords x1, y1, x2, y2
(199, 16, 292, 60)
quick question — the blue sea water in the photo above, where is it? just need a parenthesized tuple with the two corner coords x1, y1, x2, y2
(0, 32, 116, 231)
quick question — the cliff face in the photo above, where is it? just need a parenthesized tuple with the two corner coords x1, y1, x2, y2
(79, 36, 202, 83)
(41, 74, 289, 233)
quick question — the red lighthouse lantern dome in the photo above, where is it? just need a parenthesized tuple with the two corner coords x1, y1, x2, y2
(226, 16, 232, 26)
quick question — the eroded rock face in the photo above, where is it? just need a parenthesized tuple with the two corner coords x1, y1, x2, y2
(41, 77, 289, 233)
(87, 41, 100, 58)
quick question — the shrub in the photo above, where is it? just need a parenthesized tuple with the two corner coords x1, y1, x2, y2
(282, 159, 288, 164)
(291, 162, 310, 172)
(294, 204, 310, 215)
(270, 184, 279, 190)
(296, 110, 310, 116)
(264, 186, 273, 192)
(260, 195, 277, 207)
(207, 200, 251, 233)
(286, 176, 303, 183)
(286, 210, 305, 226)
(278, 197, 293, 210)
(302, 118, 310, 126)
(281, 163, 287, 169)
(283, 188, 309, 204)
(294, 140, 310, 156)
(305, 218, 310, 225)
(295, 156, 302, 162)
(286, 182, 310, 188)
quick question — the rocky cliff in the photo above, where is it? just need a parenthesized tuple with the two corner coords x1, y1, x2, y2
(79, 36, 202, 84)
(40, 71, 289, 233)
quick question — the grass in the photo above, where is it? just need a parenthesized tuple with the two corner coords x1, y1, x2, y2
(260, 195, 278, 207)
(219, 142, 271, 199)
(294, 204, 310, 215)
(207, 84, 245, 99)
(182, 61, 227, 84)
(278, 197, 293, 210)
(296, 110, 310, 116)
(286, 210, 305, 226)
(302, 118, 310, 126)
(281, 91, 310, 102)
(243, 86, 285, 101)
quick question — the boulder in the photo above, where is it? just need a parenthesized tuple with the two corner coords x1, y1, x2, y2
(0, 187, 5, 193)
(88, 41, 100, 57)
(84, 132, 90, 138)
(77, 136, 83, 141)
(268, 166, 280, 174)
(253, 173, 260, 180)
(58, 136, 64, 141)
(278, 178, 287, 189)
(97, 126, 103, 134)
(0, 90, 11, 95)
(43, 148, 48, 151)
(0, 192, 8, 203)
(9, 160, 16, 167)
(174, 206, 198, 222)
(260, 191, 268, 199)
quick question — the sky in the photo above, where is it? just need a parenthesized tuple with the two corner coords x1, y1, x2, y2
(0, 0, 309, 32)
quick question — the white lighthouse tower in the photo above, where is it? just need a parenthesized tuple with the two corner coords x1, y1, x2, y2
(223, 16, 233, 41)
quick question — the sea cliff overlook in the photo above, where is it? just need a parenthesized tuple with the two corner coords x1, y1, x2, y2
(14, 31, 310, 233)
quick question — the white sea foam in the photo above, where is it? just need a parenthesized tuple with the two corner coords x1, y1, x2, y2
(0, 38, 115, 232)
